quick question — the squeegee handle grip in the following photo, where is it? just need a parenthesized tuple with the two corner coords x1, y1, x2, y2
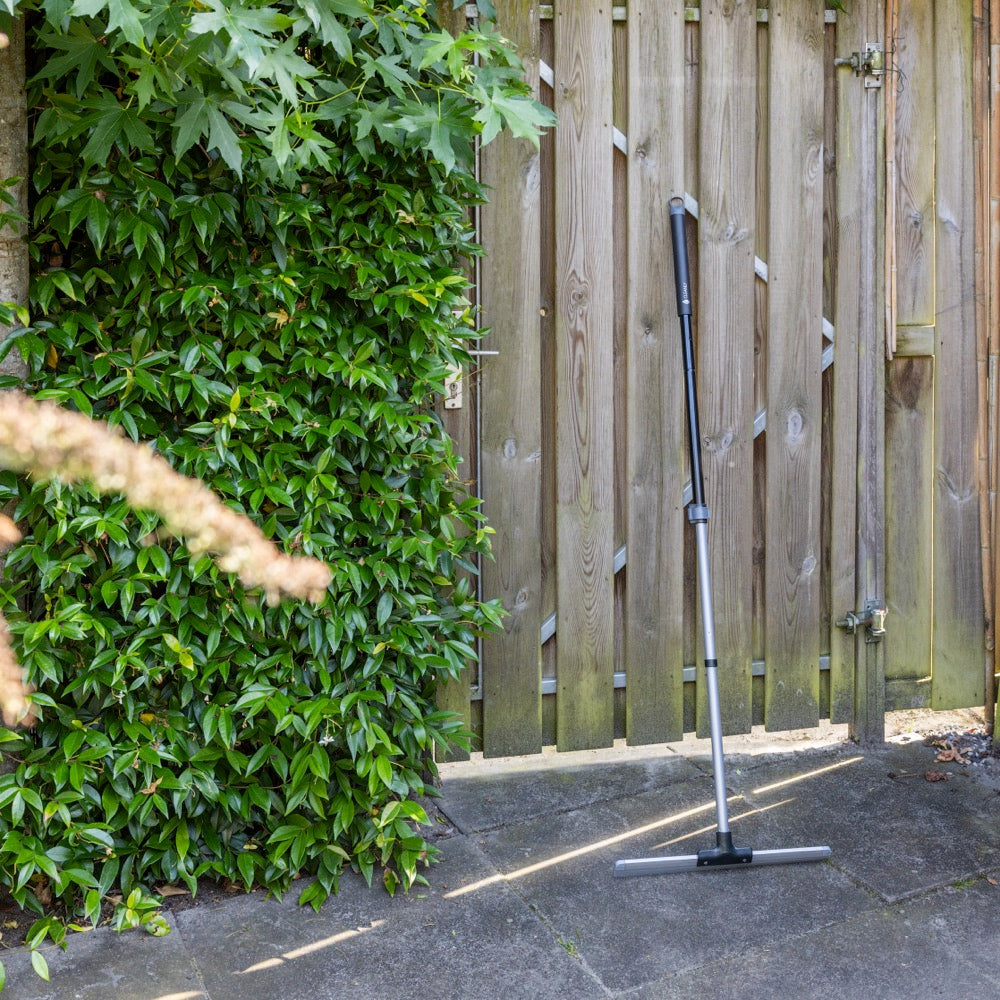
(669, 197, 692, 317)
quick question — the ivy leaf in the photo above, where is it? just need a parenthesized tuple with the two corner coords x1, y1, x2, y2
(254, 37, 320, 105)
(295, 0, 365, 60)
(207, 106, 243, 176)
(173, 92, 210, 159)
(80, 93, 154, 165)
(189, 0, 294, 76)
(34, 23, 114, 99)
(426, 118, 456, 174)
(474, 86, 556, 148)
(418, 30, 458, 72)
(106, 0, 146, 47)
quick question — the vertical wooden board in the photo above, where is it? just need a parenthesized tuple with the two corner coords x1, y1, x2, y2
(624, 0, 687, 745)
(763, 1, 825, 730)
(857, 0, 888, 743)
(685, 20, 700, 204)
(613, 143, 627, 707)
(823, 21, 837, 326)
(894, 0, 936, 327)
(932, 0, 986, 708)
(539, 16, 557, 692)
(829, 4, 865, 727)
(437, 378, 477, 759)
(885, 358, 934, 695)
(752, 19, 769, 673)
(755, 18, 769, 419)
(479, 0, 544, 758)
(971, 0, 992, 723)
(613, 21, 629, 553)
(554, 1, 615, 751)
(695, 0, 755, 737)
(990, 3, 1000, 727)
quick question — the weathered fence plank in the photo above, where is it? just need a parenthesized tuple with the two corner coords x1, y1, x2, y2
(885, 358, 935, 706)
(764, 1, 825, 730)
(624, 0, 686, 745)
(884, 0, 936, 706)
(894, 0, 936, 328)
(694, 0, 756, 737)
(553, 0, 615, 750)
(828, 1, 864, 727)
(933, 0, 985, 709)
(479, 0, 544, 758)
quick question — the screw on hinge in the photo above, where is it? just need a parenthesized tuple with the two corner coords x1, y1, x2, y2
(836, 601, 888, 643)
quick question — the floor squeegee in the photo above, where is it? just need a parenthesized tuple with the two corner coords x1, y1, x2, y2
(614, 198, 832, 877)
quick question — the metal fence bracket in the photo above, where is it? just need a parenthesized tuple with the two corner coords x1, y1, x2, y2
(834, 43, 884, 87)
(836, 600, 888, 642)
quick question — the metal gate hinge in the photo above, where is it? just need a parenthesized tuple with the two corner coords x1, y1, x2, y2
(834, 43, 884, 88)
(836, 601, 887, 643)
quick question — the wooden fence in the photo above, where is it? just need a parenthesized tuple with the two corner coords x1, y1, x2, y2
(437, 0, 990, 757)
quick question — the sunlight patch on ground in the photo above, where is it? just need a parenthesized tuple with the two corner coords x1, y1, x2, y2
(751, 756, 864, 796)
(236, 920, 386, 974)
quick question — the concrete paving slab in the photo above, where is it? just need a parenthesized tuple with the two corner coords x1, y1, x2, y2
(0, 912, 205, 1000)
(725, 741, 1000, 901)
(177, 835, 608, 1000)
(627, 878, 1000, 1000)
(469, 778, 875, 993)
(438, 747, 703, 834)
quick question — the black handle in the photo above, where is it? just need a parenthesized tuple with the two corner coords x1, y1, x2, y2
(669, 197, 691, 317)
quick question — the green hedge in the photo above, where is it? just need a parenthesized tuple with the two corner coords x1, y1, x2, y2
(0, 0, 546, 934)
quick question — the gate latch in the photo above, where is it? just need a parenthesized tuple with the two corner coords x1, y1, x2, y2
(834, 43, 884, 88)
(836, 600, 887, 643)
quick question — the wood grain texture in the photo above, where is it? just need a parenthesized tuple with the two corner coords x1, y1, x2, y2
(624, 0, 686, 744)
(479, 0, 544, 757)
(989, 0, 1000, 730)
(695, 0, 756, 737)
(829, 0, 867, 728)
(894, 0, 936, 327)
(885, 358, 934, 696)
(932, 0, 985, 708)
(851, 0, 887, 742)
(764, 0, 825, 731)
(554, 0, 615, 750)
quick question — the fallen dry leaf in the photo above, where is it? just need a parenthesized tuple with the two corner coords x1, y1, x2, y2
(986, 877, 998, 887)
(924, 769, 950, 782)
(155, 884, 191, 898)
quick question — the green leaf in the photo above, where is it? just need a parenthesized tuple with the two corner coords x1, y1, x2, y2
(106, 0, 145, 47)
(173, 93, 210, 159)
(30, 949, 50, 982)
(376, 591, 392, 628)
(175, 822, 190, 861)
(80, 93, 154, 165)
(207, 107, 243, 176)
(374, 755, 392, 788)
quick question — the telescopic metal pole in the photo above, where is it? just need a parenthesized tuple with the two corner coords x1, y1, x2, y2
(614, 198, 831, 876)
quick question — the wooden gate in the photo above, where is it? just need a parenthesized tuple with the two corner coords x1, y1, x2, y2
(438, 0, 988, 757)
